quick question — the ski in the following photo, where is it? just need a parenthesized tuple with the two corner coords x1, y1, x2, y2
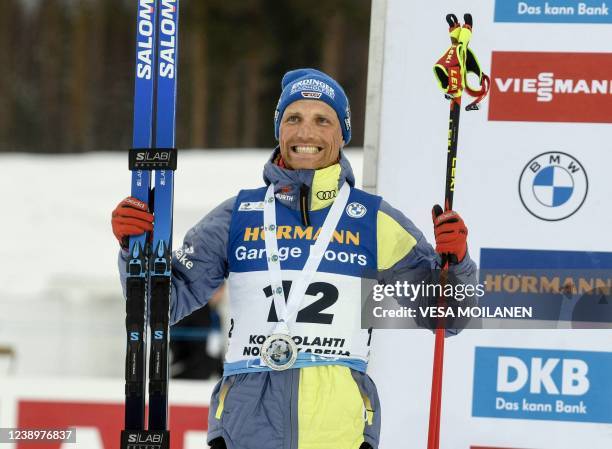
(124, 0, 158, 434)
(148, 0, 179, 433)
(122, 0, 179, 448)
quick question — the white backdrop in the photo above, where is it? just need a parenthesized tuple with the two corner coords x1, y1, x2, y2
(364, 1, 612, 448)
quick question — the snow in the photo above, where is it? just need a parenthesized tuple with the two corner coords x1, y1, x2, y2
(0, 148, 363, 376)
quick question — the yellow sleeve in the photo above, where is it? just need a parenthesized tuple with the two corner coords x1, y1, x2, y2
(377, 210, 418, 271)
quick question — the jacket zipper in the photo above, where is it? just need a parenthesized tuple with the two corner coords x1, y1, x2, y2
(299, 184, 311, 227)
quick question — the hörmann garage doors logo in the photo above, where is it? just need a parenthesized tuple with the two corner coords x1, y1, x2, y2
(488, 52, 612, 123)
(473, 347, 612, 423)
(479, 247, 612, 326)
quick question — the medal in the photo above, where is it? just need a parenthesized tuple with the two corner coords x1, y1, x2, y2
(261, 332, 298, 371)
(261, 182, 350, 370)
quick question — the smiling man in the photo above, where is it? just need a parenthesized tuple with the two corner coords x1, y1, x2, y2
(111, 68, 477, 449)
(277, 99, 344, 169)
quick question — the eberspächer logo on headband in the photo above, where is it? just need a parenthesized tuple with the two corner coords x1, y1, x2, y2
(519, 152, 588, 221)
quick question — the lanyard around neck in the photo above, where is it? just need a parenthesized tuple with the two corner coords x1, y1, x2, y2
(263, 182, 350, 334)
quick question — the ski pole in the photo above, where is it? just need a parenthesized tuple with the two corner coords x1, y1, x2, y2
(427, 89, 461, 449)
(427, 12, 488, 449)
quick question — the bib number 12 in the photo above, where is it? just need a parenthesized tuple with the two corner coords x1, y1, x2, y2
(263, 281, 338, 324)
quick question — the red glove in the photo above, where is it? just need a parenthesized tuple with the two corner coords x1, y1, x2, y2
(432, 204, 467, 264)
(111, 197, 154, 249)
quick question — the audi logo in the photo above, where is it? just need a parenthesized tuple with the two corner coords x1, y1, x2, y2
(316, 190, 337, 200)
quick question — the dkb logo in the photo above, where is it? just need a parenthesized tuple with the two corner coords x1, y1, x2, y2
(497, 356, 588, 395)
(472, 347, 612, 423)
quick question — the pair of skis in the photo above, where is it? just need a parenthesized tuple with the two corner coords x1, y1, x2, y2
(121, 1, 180, 448)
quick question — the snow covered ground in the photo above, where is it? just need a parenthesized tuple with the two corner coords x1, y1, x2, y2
(0, 149, 363, 377)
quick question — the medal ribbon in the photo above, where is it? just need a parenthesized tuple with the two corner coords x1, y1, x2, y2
(263, 182, 350, 335)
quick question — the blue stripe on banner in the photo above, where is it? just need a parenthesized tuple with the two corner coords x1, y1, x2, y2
(480, 248, 612, 269)
(494, 0, 612, 24)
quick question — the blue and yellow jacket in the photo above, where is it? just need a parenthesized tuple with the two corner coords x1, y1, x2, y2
(120, 149, 477, 449)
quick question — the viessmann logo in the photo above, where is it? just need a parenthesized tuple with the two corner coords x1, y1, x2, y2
(488, 51, 612, 123)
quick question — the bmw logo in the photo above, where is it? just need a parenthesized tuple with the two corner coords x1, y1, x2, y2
(519, 152, 588, 221)
(346, 202, 367, 218)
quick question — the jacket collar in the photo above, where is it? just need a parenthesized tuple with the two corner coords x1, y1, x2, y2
(263, 147, 355, 211)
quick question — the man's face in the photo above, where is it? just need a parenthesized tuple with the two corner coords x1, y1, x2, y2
(279, 100, 343, 170)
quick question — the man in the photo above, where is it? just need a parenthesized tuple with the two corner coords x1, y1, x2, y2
(112, 68, 476, 449)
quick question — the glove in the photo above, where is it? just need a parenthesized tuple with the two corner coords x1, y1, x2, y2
(111, 197, 154, 249)
(432, 204, 467, 265)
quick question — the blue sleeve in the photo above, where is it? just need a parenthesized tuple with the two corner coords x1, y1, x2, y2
(118, 196, 235, 325)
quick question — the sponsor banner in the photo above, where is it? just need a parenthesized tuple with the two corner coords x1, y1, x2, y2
(488, 51, 612, 123)
(479, 248, 612, 326)
(518, 152, 588, 221)
(367, 0, 612, 446)
(495, 0, 612, 23)
(473, 347, 612, 423)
